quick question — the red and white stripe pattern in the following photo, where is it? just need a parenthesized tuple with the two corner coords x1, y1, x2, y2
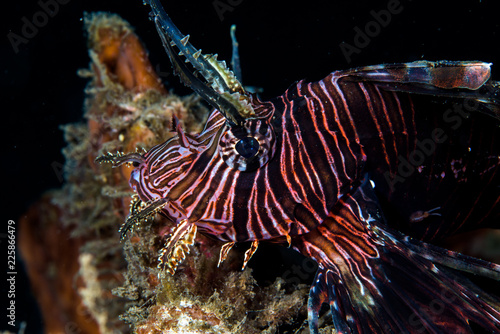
(128, 71, 423, 243)
(128, 62, 499, 245)
(293, 177, 500, 333)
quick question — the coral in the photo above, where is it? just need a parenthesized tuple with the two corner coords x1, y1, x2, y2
(19, 194, 101, 334)
(133, 271, 308, 334)
(20, 11, 312, 334)
(116, 225, 310, 333)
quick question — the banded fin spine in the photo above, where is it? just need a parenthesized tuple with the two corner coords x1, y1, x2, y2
(120, 197, 168, 240)
(338, 61, 499, 120)
(144, 0, 255, 125)
(339, 61, 491, 89)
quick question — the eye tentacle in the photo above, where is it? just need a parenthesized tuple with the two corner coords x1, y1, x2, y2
(230, 25, 243, 84)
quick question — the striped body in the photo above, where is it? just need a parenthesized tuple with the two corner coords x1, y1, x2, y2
(129, 69, 499, 244)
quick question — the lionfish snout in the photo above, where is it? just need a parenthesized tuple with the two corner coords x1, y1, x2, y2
(129, 167, 142, 192)
(127, 164, 198, 276)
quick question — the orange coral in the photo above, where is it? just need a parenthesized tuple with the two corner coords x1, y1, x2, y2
(18, 12, 177, 334)
(19, 195, 100, 334)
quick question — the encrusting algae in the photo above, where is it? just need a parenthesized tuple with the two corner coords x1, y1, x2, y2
(19, 12, 316, 334)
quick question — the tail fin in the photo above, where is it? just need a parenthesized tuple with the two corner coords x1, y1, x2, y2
(292, 177, 500, 333)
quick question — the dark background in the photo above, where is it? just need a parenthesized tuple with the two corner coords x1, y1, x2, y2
(2, 0, 498, 332)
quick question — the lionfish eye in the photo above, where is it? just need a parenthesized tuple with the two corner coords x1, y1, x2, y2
(219, 119, 276, 172)
(235, 137, 260, 159)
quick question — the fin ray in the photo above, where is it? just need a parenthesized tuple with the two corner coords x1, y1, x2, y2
(293, 177, 500, 333)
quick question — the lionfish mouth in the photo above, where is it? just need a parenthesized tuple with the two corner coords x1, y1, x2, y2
(120, 193, 198, 275)
(95, 151, 199, 275)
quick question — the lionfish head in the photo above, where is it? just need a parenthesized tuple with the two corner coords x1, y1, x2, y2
(102, 0, 280, 274)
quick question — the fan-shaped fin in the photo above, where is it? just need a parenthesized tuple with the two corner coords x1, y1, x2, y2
(293, 176, 500, 333)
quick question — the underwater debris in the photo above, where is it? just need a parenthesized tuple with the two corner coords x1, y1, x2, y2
(20, 12, 312, 334)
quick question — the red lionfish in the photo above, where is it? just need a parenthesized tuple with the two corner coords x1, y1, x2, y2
(97, 1, 500, 332)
